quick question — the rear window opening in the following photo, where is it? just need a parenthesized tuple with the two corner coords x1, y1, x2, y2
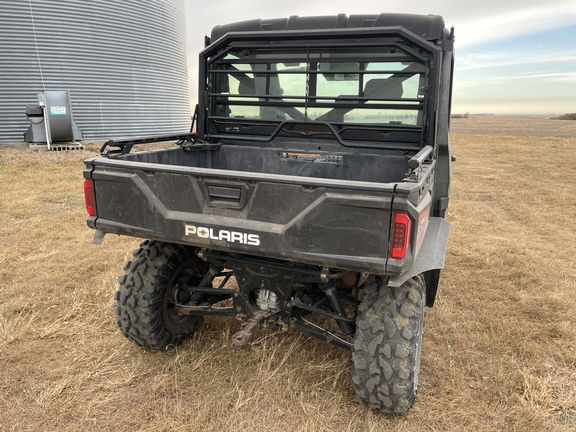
(207, 45, 430, 148)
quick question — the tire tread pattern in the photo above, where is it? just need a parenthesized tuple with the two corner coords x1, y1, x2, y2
(114, 240, 201, 350)
(352, 275, 426, 414)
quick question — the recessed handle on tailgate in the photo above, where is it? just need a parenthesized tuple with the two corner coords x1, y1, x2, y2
(203, 181, 247, 209)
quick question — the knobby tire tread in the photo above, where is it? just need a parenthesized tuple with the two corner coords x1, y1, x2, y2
(352, 275, 426, 414)
(114, 240, 202, 350)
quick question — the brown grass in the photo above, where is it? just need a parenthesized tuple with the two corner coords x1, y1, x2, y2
(1, 117, 575, 431)
(450, 115, 576, 138)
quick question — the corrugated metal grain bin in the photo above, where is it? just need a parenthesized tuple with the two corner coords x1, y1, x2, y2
(0, 0, 190, 142)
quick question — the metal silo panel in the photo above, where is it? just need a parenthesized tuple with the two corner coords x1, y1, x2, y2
(0, 0, 190, 142)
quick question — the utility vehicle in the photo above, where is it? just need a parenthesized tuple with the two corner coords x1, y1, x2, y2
(84, 13, 454, 413)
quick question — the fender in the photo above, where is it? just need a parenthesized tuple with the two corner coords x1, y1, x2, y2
(388, 217, 450, 303)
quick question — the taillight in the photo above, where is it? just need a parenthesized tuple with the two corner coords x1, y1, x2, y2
(391, 211, 411, 259)
(84, 179, 96, 217)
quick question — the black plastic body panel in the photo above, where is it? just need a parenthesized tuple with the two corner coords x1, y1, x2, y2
(211, 14, 447, 42)
(84, 14, 454, 282)
(85, 146, 404, 274)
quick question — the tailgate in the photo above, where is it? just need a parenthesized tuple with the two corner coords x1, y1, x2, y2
(85, 158, 395, 274)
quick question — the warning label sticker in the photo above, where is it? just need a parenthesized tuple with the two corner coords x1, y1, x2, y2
(280, 152, 343, 165)
(50, 106, 67, 115)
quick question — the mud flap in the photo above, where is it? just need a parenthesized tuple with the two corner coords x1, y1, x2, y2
(388, 217, 450, 288)
(92, 230, 106, 245)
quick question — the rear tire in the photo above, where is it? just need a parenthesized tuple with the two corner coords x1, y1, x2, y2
(352, 275, 426, 414)
(114, 240, 205, 350)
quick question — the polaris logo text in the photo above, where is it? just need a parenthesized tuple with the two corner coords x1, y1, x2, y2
(184, 224, 260, 246)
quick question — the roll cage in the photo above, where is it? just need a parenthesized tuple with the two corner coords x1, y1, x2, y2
(197, 26, 445, 151)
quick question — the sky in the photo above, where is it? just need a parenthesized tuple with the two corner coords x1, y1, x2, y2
(183, 1, 576, 115)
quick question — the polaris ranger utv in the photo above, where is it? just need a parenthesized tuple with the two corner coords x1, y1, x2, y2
(84, 13, 454, 414)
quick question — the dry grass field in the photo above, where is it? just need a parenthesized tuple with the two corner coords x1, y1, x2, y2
(1, 116, 575, 431)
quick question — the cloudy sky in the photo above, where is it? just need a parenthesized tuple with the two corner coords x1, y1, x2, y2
(184, 1, 576, 115)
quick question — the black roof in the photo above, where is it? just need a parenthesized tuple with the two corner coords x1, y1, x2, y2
(210, 13, 446, 42)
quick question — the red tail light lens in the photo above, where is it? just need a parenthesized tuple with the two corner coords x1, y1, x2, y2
(84, 179, 96, 217)
(391, 212, 411, 259)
